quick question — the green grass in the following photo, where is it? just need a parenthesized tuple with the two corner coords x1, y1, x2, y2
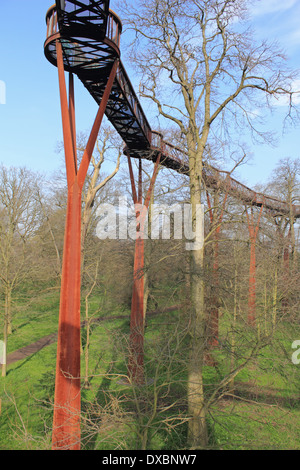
(211, 401, 300, 450)
(0, 288, 299, 450)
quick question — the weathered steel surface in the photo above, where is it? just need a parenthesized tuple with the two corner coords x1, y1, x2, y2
(51, 36, 117, 450)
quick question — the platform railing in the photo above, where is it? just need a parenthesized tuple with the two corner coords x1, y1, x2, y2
(46, 6, 59, 38)
(56, 0, 109, 30)
(46, 5, 121, 52)
(115, 65, 152, 145)
(152, 136, 294, 216)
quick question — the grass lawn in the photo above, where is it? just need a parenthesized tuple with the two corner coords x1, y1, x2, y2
(0, 289, 299, 450)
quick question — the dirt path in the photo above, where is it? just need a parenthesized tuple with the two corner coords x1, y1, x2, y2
(6, 305, 182, 365)
(6, 333, 57, 365)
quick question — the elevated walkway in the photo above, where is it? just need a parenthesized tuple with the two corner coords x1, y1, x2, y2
(44, 1, 300, 219)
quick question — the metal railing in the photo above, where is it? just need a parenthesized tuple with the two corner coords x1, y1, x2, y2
(151, 135, 298, 216)
(115, 65, 152, 144)
(46, 6, 59, 38)
(46, 5, 121, 52)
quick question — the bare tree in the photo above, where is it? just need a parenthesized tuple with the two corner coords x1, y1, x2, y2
(77, 127, 122, 257)
(35, 187, 63, 280)
(56, 125, 122, 259)
(0, 166, 41, 377)
(267, 157, 300, 263)
(121, 0, 299, 448)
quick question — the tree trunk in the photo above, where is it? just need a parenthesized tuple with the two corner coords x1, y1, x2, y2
(229, 262, 238, 394)
(84, 297, 91, 389)
(187, 162, 208, 448)
(272, 266, 278, 333)
(1, 327, 7, 378)
(188, 245, 207, 448)
(6, 287, 12, 335)
(143, 191, 155, 325)
(1, 289, 9, 377)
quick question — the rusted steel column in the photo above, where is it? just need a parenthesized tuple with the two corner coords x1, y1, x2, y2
(52, 180, 82, 450)
(245, 204, 264, 327)
(52, 39, 118, 449)
(128, 158, 145, 385)
(56, 41, 77, 188)
(127, 154, 161, 384)
(69, 72, 77, 173)
(52, 41, 81, 450)
(77, 60, 119, 187)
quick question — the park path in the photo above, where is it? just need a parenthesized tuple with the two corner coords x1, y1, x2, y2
(6, 305, 182, 365)
(6, 333, 57, 365)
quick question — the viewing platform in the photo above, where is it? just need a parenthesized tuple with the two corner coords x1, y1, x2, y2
(44, 2, 121, 73)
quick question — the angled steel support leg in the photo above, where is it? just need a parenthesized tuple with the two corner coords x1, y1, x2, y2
(52, 178, 82, 450)
(127, 154, 161, 385)
(52, 39, 118, 450)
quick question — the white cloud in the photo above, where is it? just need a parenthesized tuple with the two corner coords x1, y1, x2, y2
(271, 79, 300, 107)
(251, 0, 298, 16)
(0, 80, 6, 105)
(286, 28, 300, 47)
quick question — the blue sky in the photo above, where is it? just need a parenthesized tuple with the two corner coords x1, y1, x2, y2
(0, 0, 299, 189)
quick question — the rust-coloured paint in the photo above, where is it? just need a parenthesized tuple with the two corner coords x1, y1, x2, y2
(127, 155, 161, 384)
(52, 180, 82, 450)
(52, 39, 118, 449)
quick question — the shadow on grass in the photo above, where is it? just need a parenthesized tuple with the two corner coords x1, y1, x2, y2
(81, 319, 130, 450)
